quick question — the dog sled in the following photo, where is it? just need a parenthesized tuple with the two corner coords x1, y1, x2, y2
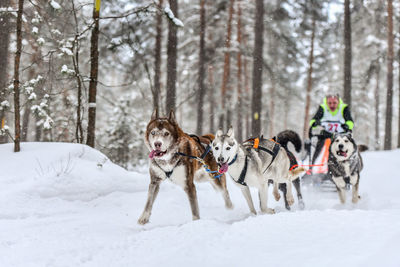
(301, 126, 337, 192)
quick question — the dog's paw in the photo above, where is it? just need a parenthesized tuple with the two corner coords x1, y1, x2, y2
(273, 191, 281, 201)
(261, 208, 275, 214)
(352, 195, 361, 204)
(138, 212, 150, 225)
(192, 215, 200, 221)
(225, 202, 234, 210)
(286, 195, 295, 206)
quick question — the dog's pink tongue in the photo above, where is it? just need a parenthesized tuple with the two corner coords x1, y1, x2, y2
(149, 150, 157, 159)
(219, 163, 229, 174)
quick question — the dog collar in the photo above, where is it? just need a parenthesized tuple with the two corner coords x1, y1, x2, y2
(228, 154, 238, 165)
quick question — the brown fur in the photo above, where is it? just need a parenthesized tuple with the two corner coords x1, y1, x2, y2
(138, 110, 232, 225)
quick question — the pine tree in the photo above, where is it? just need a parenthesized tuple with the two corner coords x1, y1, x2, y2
(384, 0, 393, 150)
(251, 0, 264, 137)
(87, 0, 101, 148)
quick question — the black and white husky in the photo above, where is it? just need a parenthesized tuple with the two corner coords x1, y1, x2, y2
(328, 133, 366, 204)
(211, 127, 305, 214)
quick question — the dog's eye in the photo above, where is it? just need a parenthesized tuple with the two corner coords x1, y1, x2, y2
(226, 147, 231, 150)
(215, 147, 219, 150)
(151, 131, 156, 135)
(344, 140, 349, 143)
(164, 132, 169, 136)
(335, 139, 339, 142)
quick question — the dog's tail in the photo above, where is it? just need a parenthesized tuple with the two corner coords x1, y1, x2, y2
(288, 167, 306, 181)
(275, 130, 302, 153)
(358, 144, 369, 152)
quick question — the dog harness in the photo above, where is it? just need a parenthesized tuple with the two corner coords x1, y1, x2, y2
(231, 155, 249, 186)
(230, 137, 281, 187)
(175, 135, 223, 179)
(246, 137, 281, 174)
(153, 158, 181, 180)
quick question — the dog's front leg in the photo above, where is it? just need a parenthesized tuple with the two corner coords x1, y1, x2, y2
(259, 182, 275, 214)
(333, 176, 346, 204)
(351, 174, 360, 203)
(184, 178, 200, 221)
(138, 178, 162, 225)
(273, 181, 280, 201)
(240, 185, 257, 215)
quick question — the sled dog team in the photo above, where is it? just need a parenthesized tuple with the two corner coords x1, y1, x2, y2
(138, 110, 364, 225)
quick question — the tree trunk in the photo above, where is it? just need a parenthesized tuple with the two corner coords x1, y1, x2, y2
(398, 23, 400, 148)
(236, 0, 243, 142)
(251, 0, 264, 137)
(196, 0, 206, 134)
(219, 0, 235, 130)
(153, 0, 163, 112)
(0, 0, 11, 144)
(303, 14, 316, 140)
(243, 36, 250, 138)
(71, 0, 84, 144)
(208, 65, 215, 133)
(86, 0, 101, 148)
(374, 65, 380, 150)
(13, 0, 24, 152)
(343, 0, 352, 105)
(165, 0, 178, 113)
(384, 0, 393, 150)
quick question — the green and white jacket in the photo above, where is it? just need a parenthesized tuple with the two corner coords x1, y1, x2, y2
(309, 97, 354, 133)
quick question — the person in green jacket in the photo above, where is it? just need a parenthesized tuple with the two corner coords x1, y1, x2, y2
(308, 94, 354, 165)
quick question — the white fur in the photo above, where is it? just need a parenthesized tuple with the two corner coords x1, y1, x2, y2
(212, 127, 296, 214)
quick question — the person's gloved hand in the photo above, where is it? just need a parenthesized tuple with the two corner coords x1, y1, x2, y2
(311, 119, 320, 128)
(341, 123, 350, 132)
(322, 130, 333, 139)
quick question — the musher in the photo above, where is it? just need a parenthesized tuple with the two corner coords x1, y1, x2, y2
(308, 93, 354, 165)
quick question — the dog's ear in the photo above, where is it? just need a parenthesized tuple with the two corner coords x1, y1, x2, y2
(151, 109, 159, 120)
(168, 109, 177, 124)
(226, 125, 234, 138)
(346, 131, 353, 139)
(216, 127, 223, 138)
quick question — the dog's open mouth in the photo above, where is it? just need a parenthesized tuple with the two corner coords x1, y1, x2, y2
(149, 149, 167, 159)
(337, 150, 348, 157)
(218, 163, 229, 174)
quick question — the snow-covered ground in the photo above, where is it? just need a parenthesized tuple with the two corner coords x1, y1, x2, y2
(0, 142, 399, 267)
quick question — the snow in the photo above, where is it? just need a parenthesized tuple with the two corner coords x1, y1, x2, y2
(37, 37, 45, 46)
(0, 143, 400, 267)
(164, 6, 184, 27)
(50, 0, 61, 10)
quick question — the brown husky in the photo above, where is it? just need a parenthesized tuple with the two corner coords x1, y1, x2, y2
(138, 110, 233, 225)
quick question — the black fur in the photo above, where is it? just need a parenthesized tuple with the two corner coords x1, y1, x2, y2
(274, 130, 305, 210)
(275, 130, 302, 152)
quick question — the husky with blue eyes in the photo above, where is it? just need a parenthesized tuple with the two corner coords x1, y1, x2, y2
(211, 126, 305, 215)
(328, 133, 366, 204)
(138, 110, 233, 225)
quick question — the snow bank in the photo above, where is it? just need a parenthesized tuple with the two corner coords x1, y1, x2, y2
(0, 143, 399, 266)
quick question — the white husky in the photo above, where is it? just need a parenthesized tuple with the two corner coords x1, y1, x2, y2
(211, 126, 305, 214)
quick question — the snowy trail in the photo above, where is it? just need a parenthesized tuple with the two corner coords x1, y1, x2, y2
(0, 143, 399, 266)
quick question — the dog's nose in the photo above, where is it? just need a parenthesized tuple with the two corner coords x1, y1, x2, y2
(154, 141, 162, 149)
(338, 144, 344, 149)
(218, 156, 224, 163)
